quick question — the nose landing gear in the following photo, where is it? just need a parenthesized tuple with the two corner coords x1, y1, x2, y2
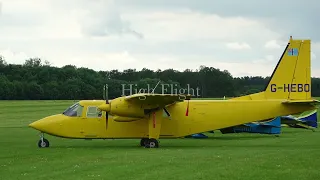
(38, 132, 50, 148)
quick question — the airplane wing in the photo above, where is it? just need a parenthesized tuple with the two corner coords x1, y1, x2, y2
(281, 115, 301, 124)
(253, 123, 280, 127)
(250, 122, 280, 127)
(281, 109, 317, 121)
(233, 124, 251, 128)
(280, 116, 317, 131)
(124, 93, 190, 108)
(281, 119, 315, 130)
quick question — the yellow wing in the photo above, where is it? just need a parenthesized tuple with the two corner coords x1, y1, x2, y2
(124, 93, 190, 108)
(98, 93, 191, 118)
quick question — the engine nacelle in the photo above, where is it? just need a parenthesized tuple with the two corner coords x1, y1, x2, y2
(109, 97, 145, 118)
(113, 116, 143, 122)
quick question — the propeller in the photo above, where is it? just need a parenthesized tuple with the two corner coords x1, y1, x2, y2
(163, 108, 171, 119)
(103, 84, 110, 122)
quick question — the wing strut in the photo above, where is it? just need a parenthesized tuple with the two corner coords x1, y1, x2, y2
(185, 95, 191, 116)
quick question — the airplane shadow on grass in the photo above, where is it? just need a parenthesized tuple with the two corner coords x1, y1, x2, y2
(47, 142, 307, 150)
(45, 135, 291, 150)
(204, 135, 280, 140)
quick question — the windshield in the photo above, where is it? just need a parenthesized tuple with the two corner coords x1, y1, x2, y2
(62, 102, 83, 117)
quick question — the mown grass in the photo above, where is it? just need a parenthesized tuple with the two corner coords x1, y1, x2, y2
(0, 99, 320, 180)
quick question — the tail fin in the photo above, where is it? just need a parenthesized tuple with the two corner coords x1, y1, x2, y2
(264, 36, 311, 100)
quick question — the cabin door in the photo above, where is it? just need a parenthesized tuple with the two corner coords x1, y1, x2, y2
(82, 106, 108, 138)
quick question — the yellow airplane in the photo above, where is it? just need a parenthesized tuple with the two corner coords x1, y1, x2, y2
(29, 36, 319, 148)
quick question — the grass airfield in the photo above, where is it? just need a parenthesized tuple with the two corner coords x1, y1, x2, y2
(1, 100, 320, 180)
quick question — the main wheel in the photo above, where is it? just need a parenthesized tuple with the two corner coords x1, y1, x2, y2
(38, 138, 50, 148)
(144, 138, 159, 148)
(140, 138, 148, 146)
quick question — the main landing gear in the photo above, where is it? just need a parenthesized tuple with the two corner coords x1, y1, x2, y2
(38, 132, 50, 148)
(140, 138, 159, 148)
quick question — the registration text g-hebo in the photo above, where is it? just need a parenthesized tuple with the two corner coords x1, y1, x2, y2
(270, 84, 310, 92)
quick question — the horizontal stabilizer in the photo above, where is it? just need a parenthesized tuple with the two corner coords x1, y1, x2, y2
(282, 99, 320, 105)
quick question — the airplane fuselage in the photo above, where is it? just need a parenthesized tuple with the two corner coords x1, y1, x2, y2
(30, 99, 315, 139)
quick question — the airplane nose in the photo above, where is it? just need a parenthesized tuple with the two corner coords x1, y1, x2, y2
(28, 119, 48, 132)
(29, 114, 65, 134)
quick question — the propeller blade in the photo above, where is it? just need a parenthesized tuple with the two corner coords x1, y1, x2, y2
(103, 84, 109, 121)
(103, 88, 106, 100)
(105, 84, 109, 104)
(105, 111, 108, 130)
(163, 108, 171, 119)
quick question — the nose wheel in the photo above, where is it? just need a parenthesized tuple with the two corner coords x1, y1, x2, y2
(38, 133, 50, 148)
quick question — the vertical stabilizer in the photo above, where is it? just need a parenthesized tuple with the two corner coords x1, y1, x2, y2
(264, 36, 311, 100)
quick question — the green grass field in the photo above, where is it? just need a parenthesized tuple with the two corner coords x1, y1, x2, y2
(1, 100, 320, 180)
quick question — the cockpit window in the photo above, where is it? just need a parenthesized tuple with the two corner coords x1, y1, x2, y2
(62, 102, 83, 117)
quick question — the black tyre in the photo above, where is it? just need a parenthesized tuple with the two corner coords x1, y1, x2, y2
(144, 138, 159, 148)
(38, 138, 50, 148)
(140, 138, 148, 146)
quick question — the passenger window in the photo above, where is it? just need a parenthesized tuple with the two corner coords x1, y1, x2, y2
(86, 106, 101, 118)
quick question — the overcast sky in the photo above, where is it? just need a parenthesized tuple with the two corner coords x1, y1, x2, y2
(0, 0, 319, 77)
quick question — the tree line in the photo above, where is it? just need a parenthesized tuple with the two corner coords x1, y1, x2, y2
(1, 56, 320, 100)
